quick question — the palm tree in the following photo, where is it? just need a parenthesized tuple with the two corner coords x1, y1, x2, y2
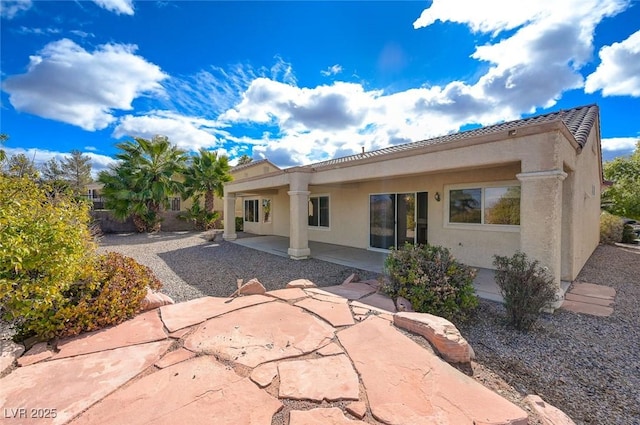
(183, 148, 233, 216)
(99, 136, 187, 232)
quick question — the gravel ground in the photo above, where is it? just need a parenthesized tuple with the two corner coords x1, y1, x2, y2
(100, 232, 640, 425)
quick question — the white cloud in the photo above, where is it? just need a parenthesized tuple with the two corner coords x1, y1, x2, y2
(113, 111, 220, 151)
(3, 147, 116, 177)
(92, 0, 134, 15)
(2, 39, 167, 131)
(585, 30, 640, 97)
(321, 64, 343, 77)
(1, 0, 31, 19)
(601, 137, 639, 151)
(84, 146, 98, 151)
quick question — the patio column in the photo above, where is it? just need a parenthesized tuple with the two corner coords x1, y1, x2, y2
(223, 193, 237, 241)
(287, 172, 311, 260)
(517, 169, 567, 305)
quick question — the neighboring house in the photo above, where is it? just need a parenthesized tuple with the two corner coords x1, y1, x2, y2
(223, 104, 603, 299)
(85, 182, 186, 212)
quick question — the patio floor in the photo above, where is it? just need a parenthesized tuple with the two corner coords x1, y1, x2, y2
(231, 234, 504, 302)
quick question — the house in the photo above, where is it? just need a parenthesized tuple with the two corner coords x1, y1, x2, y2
(222, 104, 603, 300)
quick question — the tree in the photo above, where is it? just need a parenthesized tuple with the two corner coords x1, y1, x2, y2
(183, 148, 233, 215)
(237, 154, 253, 165)
(0, 133, 7, 162)
(603, 141, 640, 220)
(4, 153, 39, 179)
(99, 136, 187, 232)
(61, 150, 93, 195)
(41, 157, 65, 181)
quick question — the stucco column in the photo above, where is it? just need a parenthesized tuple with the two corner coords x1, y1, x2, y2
(223, 193, 237, 241)
(287, 172, 311, 259)
(516, 169, 567, 303)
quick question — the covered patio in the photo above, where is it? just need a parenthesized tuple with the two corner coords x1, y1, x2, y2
(231, 234, 503, 302)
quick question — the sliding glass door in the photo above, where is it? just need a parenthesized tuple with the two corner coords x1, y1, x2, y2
(369, 192, 427, 249)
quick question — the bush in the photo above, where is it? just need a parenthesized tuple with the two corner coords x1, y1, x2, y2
(493, 252, 557, 331)
(235, 216, 244, 232)
(0, 176, 97, 341)
(178, 200, 221, 230)
(600, 211, 623, 244)
(383, 243, 478, 322)
(54, 253, 162, 337)
(622, 224, 637, 244)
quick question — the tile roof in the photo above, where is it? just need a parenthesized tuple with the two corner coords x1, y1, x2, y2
(306, 104, 598, 169)
(232, 158, 279, 173)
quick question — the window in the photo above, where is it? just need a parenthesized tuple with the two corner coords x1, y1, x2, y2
(308, 195, 329, 228)
(244, 199, 259, 222)
(170, 197, 181, 211)
(449, 184, 520, 226)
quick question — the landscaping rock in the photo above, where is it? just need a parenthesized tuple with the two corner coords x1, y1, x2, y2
(265, 287, 308, 301)
(287, 278, 317, 288)
(154, 348, 195, 369)
(278, 355, 359, 402)
(140, 288, 175, 311)
(250, 362, 278, 388)
(396, 296, 414, 312)
(394, 311, 474, 364)
(230, 278, 267, 297)
(17, 342, 52, 367)
(295, 297, 355, 327)
(346, 401, 367, 419)
(317, 342, 344, 356)
(342, 273, 360, 285)
(525, 395, 576, 425)
(0, 340, 24, 376)
(289, 408, 367, 425)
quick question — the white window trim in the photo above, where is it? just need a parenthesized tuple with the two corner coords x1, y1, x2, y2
(308, 194, 330, 230)
(244, 198, 259, 223)
(444, 180, 520, 232)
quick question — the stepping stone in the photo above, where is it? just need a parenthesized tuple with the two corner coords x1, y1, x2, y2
(309, 292, 349, 304)
(287, 279, 317, 288)
(265, 288, 309, 301)
(154, 348, 195, 369)
(322, 282, 377, 300)
(278, 355, 359, 402)
(561, 300, 614, 317)
(160, 295, 274, 332)
(568, 282, 615, 300)
(525, 395, 576, 425)
(183, 302, 335, 367)
(357, 293, 397, 313)
(289, 408, 367, 424)
(318, 342, 344, 356)
(346, 401, 367, 419)
(295, 297, 355, 327)
(72, 356, 282, 425)
(54, 310, 167, 359)
(0, 340, 171, 425)
(250, 362, 278, 388)
(17, 342, 52, 367)
(564, 292, 614, 307)
(337, 316, 528, 425)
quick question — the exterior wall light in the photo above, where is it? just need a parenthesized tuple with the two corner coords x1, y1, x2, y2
(434, 192, 441, 202)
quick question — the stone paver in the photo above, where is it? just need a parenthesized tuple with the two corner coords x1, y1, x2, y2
(0, 340, 24, 375)
(322, 282, 377, 300)
(250, 362, 278, 387)
(183, 301, 335, 367)
(278, 355, 359, 402)
(17, 342, 53, 367)
(394, 312, 475, 364)
(358, 293, 397, 312)
(265, 287, 309, 301)
(309, 291, 350, 304)
(53, 310, 166, 359)
(295, 297, 355, 327)
(560, 282, 616, 316)
(72, 356, 282, 425)
(346, 402, 367, 419)
(160, 295, 273, 332)
(154, 348, 195, 369)
(287, 278, 317, 288)
(338, 316, 528, 425)
(0, 340, 170, 425)
(561, 300, 614, 317)
(317, 342, 344, 356)
(525, 395, 576, 425)
(564, 292, 614, 306)
(569, 282, 616, 299)
(289, 408, 367, 425)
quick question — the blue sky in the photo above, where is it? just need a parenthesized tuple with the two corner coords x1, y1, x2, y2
(1, 0, 639, 175)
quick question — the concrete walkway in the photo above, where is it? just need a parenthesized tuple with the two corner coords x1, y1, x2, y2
(231, 234, 504, 302)
(0, 283, 530, 425)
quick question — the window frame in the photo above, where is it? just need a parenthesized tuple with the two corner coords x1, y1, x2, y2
(244, 199, 259, 223)
(444, 181, 520, 232)
(308, 194, 330, 230)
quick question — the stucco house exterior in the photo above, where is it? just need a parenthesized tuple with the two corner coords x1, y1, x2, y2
(223, 104, 603, 298)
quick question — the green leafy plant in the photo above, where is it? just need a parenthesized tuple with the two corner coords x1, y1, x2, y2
(493, 251, 557, 331)
(599, 211, 624, 244)
(178, 195, 221, 230)
(384, 243, 478, 322)
(235, 216, 244, 232)
(621, 224, 637, 244)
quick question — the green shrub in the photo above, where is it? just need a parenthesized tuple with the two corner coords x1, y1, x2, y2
(55, 252, 162, 337)
(493, 252, 557, 331)
(600, 211, 623, 244)
(178, 199, 221, 230)
(0, 176, 97, 341)
(383, 243, 478, 322)
(621, 224, 637, 244)
(235, 216, 244, 232)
